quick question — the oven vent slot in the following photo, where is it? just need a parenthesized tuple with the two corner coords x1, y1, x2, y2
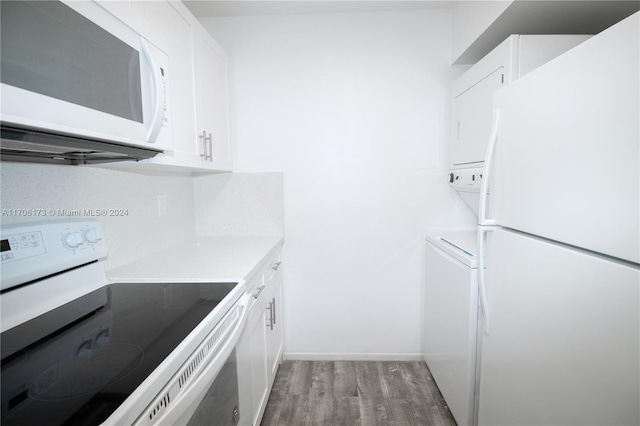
(178, 350, 205, 388)
(148, 393, 171, 422)
(207, 320, 228, 351)
(137, 305, 241, 425)
(176, 312, 235, 389)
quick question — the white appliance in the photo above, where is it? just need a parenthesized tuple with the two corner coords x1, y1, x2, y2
(425, 33, 592, 426)
(449, 34, 590, 215)
(476, 12, 639, 425)
(0, 220, 250, 425)
(424, 230, 478, 426)
(0, 0, 171, 164)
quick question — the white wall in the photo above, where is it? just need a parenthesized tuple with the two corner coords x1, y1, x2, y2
(0, 163, 196, 269)
(200, 9, 475, 359)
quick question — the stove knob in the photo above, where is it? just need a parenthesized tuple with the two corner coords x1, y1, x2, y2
(63, 232, 84, 249)
(84, 228, 102, 244)
(448, 173, 455, 183)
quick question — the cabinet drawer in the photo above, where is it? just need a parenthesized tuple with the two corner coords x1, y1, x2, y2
(264, 250, 282, 284)
(246, 273, 267, 314)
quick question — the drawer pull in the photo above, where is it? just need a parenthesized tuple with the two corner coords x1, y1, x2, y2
(252, 285, 266, 299)
(271, 261, 282, 271)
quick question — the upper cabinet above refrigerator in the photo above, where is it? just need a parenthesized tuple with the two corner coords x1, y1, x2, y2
(450, 34, 590, 169)
(452, 1, 640, 65)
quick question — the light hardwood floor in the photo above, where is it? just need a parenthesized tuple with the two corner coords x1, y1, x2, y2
(260, 360, 457, 426)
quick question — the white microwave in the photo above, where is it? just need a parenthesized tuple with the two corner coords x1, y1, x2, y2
(0, 0, 172, 163)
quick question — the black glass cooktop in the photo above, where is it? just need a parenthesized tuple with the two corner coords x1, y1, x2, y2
(1, 281, 238, 426)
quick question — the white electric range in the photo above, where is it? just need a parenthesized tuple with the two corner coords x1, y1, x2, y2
(0, 219, 249, 425)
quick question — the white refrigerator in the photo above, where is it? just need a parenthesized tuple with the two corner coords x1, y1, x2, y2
(476, 12, 639, 426)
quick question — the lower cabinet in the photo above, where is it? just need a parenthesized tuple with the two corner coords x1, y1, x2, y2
(247, 294, 269, 426)
(237, 249, 284, 426)
(266, 275, 283, 385)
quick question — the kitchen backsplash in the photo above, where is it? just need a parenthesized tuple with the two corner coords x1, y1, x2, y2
(195, 172, 284, 236)
(0, 163, 284, 268)
(0, 162, 196, 269)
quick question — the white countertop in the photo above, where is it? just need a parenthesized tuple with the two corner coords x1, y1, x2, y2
(106, 236, 283, 283)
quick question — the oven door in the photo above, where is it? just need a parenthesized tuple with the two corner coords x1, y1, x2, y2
(133, 293, 250, 426)
(0, 0, 171, 150)
(187, 349, 240, 425)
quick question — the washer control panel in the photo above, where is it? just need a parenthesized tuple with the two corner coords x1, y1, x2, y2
(0, 220, 108, 291)
(448, 166, 484, 193)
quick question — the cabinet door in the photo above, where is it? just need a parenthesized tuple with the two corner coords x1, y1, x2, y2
(143, 1, 197, 158)
(451, 68, 503, 166)
(96, 1, 145, 28)
(247, 299, 269, 426)
(193, 31, 232, 171)
(107, 0, 232, 172)
(266, 277, 283, 385)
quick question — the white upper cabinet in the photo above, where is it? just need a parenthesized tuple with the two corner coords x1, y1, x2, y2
(452, 1, 639, 65)
(193, 28, 233, 171)
(103, 0, 232, 173)
(143, 1, 198, 162)
(96, 1, 145, 28)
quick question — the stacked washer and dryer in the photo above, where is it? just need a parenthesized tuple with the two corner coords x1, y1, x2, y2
(423, 34, 591, 426)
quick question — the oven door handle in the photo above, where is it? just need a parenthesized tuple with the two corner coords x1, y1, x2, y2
(134, 293, 251, 426)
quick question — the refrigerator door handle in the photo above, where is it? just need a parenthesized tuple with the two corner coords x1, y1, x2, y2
(477, 225, 498, 335)
(479, 109, 500, 226)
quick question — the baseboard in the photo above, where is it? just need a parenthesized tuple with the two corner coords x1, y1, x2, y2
(283, 352, 424, 361)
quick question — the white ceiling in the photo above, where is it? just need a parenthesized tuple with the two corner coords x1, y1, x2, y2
(183, 0, 454, 18)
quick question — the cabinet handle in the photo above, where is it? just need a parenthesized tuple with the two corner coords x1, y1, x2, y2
(456, 121, 461, 140)
(272, 297, 276, 325)
(266, 301, 274, 330)
(199, 131, 213, 161)
(206, 132, 213, 161)
(253, 285, 266, 299)
(198, 130, 207, 159)
(271, 261, 282, 271)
